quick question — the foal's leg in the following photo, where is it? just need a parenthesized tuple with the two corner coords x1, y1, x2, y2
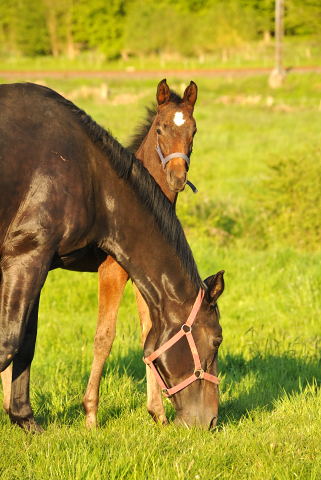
(82, 256, 128, 430)
(0, 253, 51, 431)
(133, 283, 168, 425)
(1, 365, 12, 414)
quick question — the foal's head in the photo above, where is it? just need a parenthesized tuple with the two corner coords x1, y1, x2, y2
(155, 79, 197, 193)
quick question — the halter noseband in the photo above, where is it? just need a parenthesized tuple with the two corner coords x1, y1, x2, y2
(143, 288, 220, 398)
(155, 134, 198, 194)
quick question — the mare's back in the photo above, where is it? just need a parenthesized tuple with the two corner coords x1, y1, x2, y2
(0, 83, 93, 247)
(0, 83, 86, 152)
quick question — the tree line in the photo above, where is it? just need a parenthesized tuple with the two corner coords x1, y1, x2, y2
(0, 0, 320, 59)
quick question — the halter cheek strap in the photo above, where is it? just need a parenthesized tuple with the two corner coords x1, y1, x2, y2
(155, 134, 198, 194)
(143, 288, 220, 398)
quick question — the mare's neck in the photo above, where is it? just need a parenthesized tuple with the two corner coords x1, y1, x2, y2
(96, 155, 198, 332)
(135, 120, 177, 206)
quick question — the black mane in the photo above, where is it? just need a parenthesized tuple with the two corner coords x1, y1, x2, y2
(126, 90, 184, 153)
(41, 85, 203, 290)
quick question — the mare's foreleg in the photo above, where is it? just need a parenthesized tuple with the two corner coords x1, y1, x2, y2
(0, 253, 51, 431)
(133, 283, 168, 426)
(9, 295, 41, 431)
(1, 365, 12, 414)
(82, 257, 128, 430)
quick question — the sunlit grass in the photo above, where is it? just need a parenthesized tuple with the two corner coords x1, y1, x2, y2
(0, 73, 321, 478)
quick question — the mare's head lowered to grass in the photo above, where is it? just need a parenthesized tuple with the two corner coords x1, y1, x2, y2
(144, 271, 225, 429)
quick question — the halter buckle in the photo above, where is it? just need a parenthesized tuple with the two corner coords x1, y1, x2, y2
(194, 369, 204, 379)
(181, 323, 192, 333)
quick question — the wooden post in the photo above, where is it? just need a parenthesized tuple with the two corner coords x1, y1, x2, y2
(269, 0, 286, 88)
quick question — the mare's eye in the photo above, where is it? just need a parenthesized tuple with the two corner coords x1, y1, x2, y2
(192, 129, 197, 137)
(213, 338, 222, 348)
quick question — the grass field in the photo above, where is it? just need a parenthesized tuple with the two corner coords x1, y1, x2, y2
(1, 71, 321, 479)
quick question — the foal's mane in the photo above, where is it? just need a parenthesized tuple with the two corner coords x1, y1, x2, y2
(126, 90, 183, 153)
(39, 84, 203, 290)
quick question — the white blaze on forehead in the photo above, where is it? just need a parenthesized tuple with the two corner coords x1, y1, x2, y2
(174, 111, 185, 126)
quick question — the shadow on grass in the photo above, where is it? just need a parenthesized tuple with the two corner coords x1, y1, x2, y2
(30, 343, 321, 429)
(218, 349, 321, 424)
(99, 345, 321, 426)
(34, 353, 146, 429)
(105, 346, 146, 381)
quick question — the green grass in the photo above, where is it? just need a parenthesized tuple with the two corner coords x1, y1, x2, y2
(1, 72, 321, 479)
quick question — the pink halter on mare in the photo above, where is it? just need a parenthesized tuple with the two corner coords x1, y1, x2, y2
(143, 288, 220, 398)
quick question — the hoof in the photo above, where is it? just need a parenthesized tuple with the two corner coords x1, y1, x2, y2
(151, 414, 169, 427)
(85, 416, 99, 431)
(20, 420, 44, 434)
(2, 401, 10, 415)
(11, 416, 44, 433)
(157, 418, 169, 427)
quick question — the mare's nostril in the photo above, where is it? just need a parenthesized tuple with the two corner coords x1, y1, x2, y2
(209, 416, 218, 429)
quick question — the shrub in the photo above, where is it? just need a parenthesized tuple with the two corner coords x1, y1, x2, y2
(177, 195, 248, 246)
(256, 146, 321, 250)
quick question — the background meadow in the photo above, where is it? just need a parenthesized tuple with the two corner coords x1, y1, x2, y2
(0, 71, 321, 478)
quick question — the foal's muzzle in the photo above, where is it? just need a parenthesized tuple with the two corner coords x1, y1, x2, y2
(155, 134, 198, 193)
(167, 169, 187, 192)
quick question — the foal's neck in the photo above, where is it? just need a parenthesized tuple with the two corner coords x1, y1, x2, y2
(135, 121, 177, 206)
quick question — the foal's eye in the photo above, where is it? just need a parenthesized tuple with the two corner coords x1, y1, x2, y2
(156, 128, 162, 135)
(192, 129, 197, 137)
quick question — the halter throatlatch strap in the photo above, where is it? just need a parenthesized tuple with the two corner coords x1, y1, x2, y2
(155, 134, 198, 194)
(143, 288, 220, 398)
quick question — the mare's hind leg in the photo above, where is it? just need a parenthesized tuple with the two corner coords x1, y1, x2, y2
(1, 364, 12, 414)
(133, 283, 168, 426)
(82, 256, 128, 430)
(0, 253, 51, 431)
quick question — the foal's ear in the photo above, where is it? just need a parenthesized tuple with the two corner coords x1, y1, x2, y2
(204, 270, 225, 306)
(157, 79, 171, 105)
(183, 81, 198, 108)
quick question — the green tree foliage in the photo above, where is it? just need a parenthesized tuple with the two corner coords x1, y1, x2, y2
(123, 0, 258, 57)
(16, 0, 50, 56)
(0, 0, 321, 58)
(73, 0, 128, 59)
(240, 0, 275, 34)
(285, 0, 321, 35)
(0, 0, 19, 55)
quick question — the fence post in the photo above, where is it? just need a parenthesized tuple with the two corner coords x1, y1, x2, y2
(269, 0, 286, 88)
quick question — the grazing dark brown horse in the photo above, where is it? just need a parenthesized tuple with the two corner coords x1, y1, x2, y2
(0, 82, 224, 432)
(1, 78, 198, 427)
(1, 78, 199, 428)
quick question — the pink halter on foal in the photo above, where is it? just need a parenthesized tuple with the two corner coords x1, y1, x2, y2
(143, 288, 220, 398)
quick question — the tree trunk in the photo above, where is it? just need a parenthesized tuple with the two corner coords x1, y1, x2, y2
(46, 9, 59, 57)
(66, 0, 75, 60)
